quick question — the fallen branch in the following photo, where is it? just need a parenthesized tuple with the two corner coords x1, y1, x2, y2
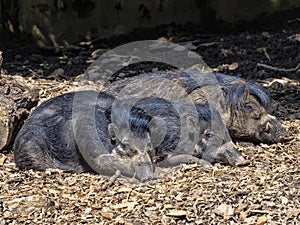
(0, 75, 39, 150)
(257, 63, 300, 72)
(288, 18, 300, 24)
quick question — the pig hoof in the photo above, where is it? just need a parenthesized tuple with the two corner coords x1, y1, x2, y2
(235, 160, 250, 167)
(199, 159, 213, 169)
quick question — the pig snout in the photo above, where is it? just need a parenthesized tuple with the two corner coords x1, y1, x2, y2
(218, 142, 249, 167)
(258, 115, 293, 144)
(132, 151, 155, 182)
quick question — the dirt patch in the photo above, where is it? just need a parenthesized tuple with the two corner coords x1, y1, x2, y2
(0, 19, 299, 224)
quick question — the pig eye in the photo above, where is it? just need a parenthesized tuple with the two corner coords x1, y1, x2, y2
(121, 139, 130, 148)
(245, 103, 254, 112)
(205, 130, 214, 139)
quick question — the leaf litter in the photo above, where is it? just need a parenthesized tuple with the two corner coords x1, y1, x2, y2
(0, 22, 299, 225)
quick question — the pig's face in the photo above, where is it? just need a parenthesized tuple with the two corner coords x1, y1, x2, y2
(194, 104, 248, 167)
(228, 95, 292, 144)
(198, 137, 248, 167)
(108, 123, 155, 182)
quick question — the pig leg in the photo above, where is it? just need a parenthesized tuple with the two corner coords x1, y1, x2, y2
(91, 153, 141, 179)
(156, 154, 213, 169)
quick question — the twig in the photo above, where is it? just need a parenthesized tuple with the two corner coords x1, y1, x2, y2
(249, 209, 281, 215)
(262, 48, 271, 62)
(257, 63, 300, 72)
(257, 48, 271, 62)
(288, 18, 300, 24)
(197, 42, 217, 47)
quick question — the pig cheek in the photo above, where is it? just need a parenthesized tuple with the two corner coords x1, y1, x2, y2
(195, 139, 211, 161)
(237, 119, 260, 139)
(199, 142, 222, 164)
(250, 111, 262, 120)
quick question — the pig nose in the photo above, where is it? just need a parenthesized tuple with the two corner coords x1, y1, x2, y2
(262, 114, 293, 143)
(221, 142, 249, 167)
(226, 150, 249, 167)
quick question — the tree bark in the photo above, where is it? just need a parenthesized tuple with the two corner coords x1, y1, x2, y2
(0, 74, 38, 150)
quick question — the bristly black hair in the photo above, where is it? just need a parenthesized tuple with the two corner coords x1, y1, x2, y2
(215, 72, 272, 110)
(225, 80, 249, 124)
(129, 107, 152, 138)
(248, 81, 272, 110)
(194, 103, 212, 122)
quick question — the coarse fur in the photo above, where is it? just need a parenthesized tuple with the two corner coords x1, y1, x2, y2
(105, 70, 291, 143)
(14, 91, 155, 181)
(13, 91, 115, 172)
(111, 97, 247, 166)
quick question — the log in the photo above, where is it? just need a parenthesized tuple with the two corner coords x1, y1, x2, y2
(0, 74, 39, 150)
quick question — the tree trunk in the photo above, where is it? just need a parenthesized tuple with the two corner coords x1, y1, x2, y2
(0, 74, 38, 150)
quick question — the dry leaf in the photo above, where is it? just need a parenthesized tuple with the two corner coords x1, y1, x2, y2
(0, 154, 7, 166)
(293, 34, 300, 41)
(174, 193, 183, 201)
(257, 215, 267, 225)
(240, 211, 247, 221)
(167, 210, 187, 217)
(100, 211, 113, 219)
(164, 204, 175, 209)
(290, 209, 300, 215)
(84, 207, 92, 214)
(279, 196, 288, 204)
(62, 194, 70, 198)
(6, 195, 49, 212)
(48, 189, 59, 194)
(228, 62, 239, 70)
(112, 201, 137, 209)
(214, 204, 234, 219)
(117, 187, 132, 192)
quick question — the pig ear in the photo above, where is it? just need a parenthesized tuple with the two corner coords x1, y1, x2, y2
(108, 123, 117, 140)
(186, 116, 199, 143)
(227, 81, 249, 104)
(248, 81, 272, 110)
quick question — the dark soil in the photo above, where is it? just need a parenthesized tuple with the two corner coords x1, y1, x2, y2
(1, 17, 299, 81)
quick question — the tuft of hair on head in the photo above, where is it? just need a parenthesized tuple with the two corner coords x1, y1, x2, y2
(248, 81, 272, 110)
(224, 80, 250, 124)
(129, 107, 152, 138)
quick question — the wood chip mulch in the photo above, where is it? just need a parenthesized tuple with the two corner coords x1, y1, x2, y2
(0, 74, 299, 225)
